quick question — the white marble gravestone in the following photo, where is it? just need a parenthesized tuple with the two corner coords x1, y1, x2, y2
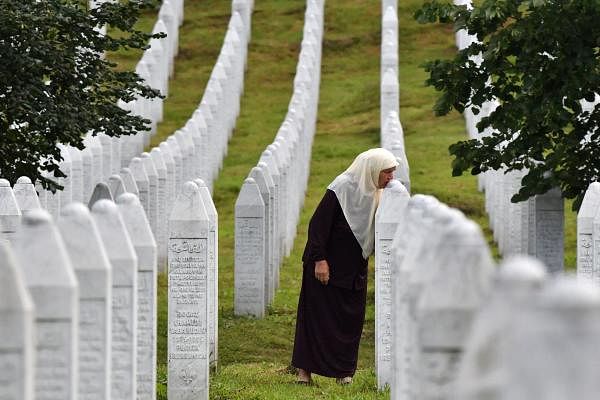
(92, 200, 138, 400)
(58, 145, 73, 208)
(13, 176, 41, 214)
(249, 167, 273, 304)
(193, 178, 219, 367)
(141, 153, 160, 239)
(150, 148, 168, 268)
(36, 172, 61, 219)
(99, 134, 113, 181)
(165, 137, 184, 197)
(389, 195, 442, 400)
(453, 255, 546, 400)
(0, 240, 35, 400)
(129, 157, 150, 212)
(158, 142, 177, 209)
(13, 209, 79, 400)
(108, 174, 126, 200)
(116, 193, 157, 400)
(374, 180, 409, 389)
(234, 178, 266, 318)
(168, 182, 210, 400)
(67, 146, 84, 204)
(415, 219, 494, 400)
(499, 277, 600, 400)
(83, 133, 103, 192)
(120, 168, 140, 198)
(257, 162, 277, 273)
(0, 179, 22, 243)
(529, 188, 564, 273)
(578, 182, 600, 281)
(58, 203, 112, 400)
(88, 182, 114, 209)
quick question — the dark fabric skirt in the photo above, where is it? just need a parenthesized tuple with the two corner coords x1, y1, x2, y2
(291, 263, 367, 378)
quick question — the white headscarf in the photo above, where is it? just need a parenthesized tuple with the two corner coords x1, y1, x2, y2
(328, 148, 399, 258)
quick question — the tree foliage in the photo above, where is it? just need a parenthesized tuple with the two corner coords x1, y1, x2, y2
(0, 0, 163, 191)
(415, 0, 600, 210)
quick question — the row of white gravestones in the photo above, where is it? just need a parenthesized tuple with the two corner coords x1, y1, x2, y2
(374, 185, 593, 398)
(449, 2, 565, 270)
(455, 258, 600, 400)
(36, 0, 251, 271)
(88, 169, 220, 368)
(379, 5, 410, 192)
(373, 186, 496, 396)
(233, 0, 324, 318)
(36, 0, 183, 217)
(0, 189, 158, 400)
(577, 182, 600, 283)
(481, 169, 564, 272)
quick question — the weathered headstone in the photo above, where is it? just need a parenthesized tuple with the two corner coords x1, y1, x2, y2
(0, 240, 35, 400)
(116, 193, 157, 400)
(13, 209, 79, 400)
(88, 182, 114, 209)
(13, 176, 41, 214)
(168, 182, 209, 400)
(92, 200, 138, 400)
(374, 180, 409, 389)
(193, 178, 218, 367)
(0, 179, 22, 243)
(577, 182, 600, 282)
(234, 178, 266, 318)
(58, 203, 112, 400)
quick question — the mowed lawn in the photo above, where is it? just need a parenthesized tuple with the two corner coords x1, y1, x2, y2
(109, 0, 578, 399)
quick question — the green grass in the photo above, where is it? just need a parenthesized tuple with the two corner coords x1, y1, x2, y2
(109, 0, 578, 398)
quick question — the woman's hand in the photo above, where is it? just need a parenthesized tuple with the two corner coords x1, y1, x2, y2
(314, 260, 330, 285)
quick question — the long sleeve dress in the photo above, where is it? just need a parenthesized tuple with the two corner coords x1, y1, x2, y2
(291, 189, 368, 378)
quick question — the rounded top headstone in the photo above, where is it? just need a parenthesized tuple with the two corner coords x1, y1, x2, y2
(22, 208, 52, 226)
(115, 192, 139, 206)
(498, 255, 547, 283)
(0, 179, 10, 187)
(16, 176, 32, 184)
(61, 202, 90, 219)
(539, 277, 600, 309)
(91, 198, 118, 216)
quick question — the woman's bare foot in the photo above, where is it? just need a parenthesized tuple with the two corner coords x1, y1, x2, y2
(336, 376, 352, 385)
(296, 368, 312, 384)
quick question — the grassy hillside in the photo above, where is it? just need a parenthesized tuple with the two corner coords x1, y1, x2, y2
(110, 0, 578, 398)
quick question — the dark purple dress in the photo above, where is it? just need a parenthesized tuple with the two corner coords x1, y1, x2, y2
(291, 189, 368, 378)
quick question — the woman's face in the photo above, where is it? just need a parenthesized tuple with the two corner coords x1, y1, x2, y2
(378, 167, 396, 188)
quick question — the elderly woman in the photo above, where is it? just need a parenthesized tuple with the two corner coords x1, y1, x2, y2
(292, 148, 398, 385)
